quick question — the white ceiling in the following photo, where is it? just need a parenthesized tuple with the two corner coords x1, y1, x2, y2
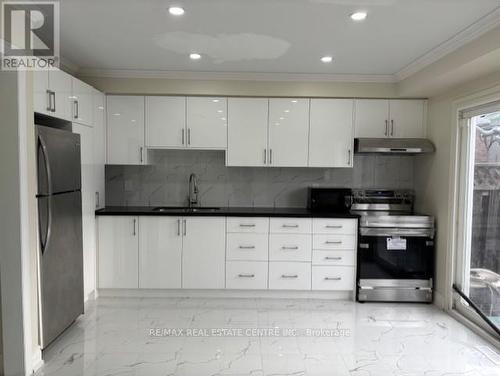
(59, 0, 500, 78)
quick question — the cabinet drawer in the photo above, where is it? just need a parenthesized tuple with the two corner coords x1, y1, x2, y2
(312, 250, 355, 266)
(313, 218, 357, 235)
(269, 234, 312, 262)
(268, 262, 311, 290)
(313, 234, 356, 250)
(270, 218, 312, 234)
(226, 233, 268, 261)
(226, 261, 268, 290)
(227, 217, 269, 233)
(312, 266, 355, 291)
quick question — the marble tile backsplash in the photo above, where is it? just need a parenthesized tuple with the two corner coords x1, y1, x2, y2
(105, 150, 415, 207)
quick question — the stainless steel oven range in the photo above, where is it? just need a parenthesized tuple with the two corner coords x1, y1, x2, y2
(352, 189, 435, 303)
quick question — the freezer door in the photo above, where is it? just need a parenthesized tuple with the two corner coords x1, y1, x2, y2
(37, 125, 81, 195)
(38, 191, 84, 349)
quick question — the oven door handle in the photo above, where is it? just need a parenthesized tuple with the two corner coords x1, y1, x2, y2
(359, 227, 434, 238)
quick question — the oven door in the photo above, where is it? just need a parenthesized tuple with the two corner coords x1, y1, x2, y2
(357, 227, 434, 281)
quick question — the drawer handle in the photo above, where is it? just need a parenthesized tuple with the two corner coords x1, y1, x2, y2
(325, 256, 342, 260)
(239, 224, 256, 227)
(281, 274, 299, 279)
(325, 225, 343, 229)
(239, 245, 255, 249)
(282, 224, 299, 228)
(238, 274, 255, 278)
(325, 241, 342, 244)
(324, 277, 342, 281)
(281, 246, 299, 250)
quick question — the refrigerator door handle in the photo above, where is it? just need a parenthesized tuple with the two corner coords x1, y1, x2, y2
(38, 136, 53, 254)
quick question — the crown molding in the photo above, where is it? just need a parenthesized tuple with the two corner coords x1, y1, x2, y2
(78, 68, 397, 83)
(396, 6, 500, 81)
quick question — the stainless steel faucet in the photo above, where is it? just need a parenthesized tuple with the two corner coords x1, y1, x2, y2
(188, 173, 199, 207)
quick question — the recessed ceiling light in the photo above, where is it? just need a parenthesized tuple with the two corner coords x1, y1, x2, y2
(189, 53, 201, 60)
(212, 99, 219, 103)
(291, 100, 298, 103)
(217, 110, 223, 113)
(284, 110, 290, 113)
(168, 6, 185, 16)
(350, 11, 367, 21)
(321, 56, 333, 63)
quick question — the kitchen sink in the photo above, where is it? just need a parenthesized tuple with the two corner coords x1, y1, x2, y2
(152, 207, 186, 212)
(188, 207, 221, 212)
(152, 206, 222, 213)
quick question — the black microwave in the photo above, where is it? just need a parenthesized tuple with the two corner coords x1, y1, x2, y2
(308, 188, 353, 213)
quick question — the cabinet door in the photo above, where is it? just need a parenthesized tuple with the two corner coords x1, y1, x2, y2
(309, 99, 354, 167)
(186, 97, 227, 149)
(182, 217, 226, 289)
(92, 90, 106, 209)
(107, 96, 145, 165)
(389, 100, 426, 138)
(97, 216, 139, 288)
(73, 123, 96, 298)
(72, 78, 93, 126)
(227, 98, 268, 166)
(354, 99, 389, 138)
(145, 96, 185, 148)
(33, 69, 50, 115)
(268, 98, 309, 167)
(139, 217, 182, 289)
(48, 69, 73, 121)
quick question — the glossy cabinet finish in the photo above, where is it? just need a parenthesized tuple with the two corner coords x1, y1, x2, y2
(226, 233, 268, 261)
(145, 96, 185, 148)
(72, 78, 93, 125)
(33, 69, 50, 116)
(269, 218, 312, 234)
(312, 250, 355, 266)
(98, 216, 139, 289)
(309, 99, 354, 167)
(226, 217, 269, 233)
(312, 266, 355, 290)
(268, 98, 309, 167)
(268, 262, 311, 290)
(139, 216, 182, 289)
(226, 261, 268, 290)
(389, 100, 426, 138)
(187, 97, 227, 149)
(92, 90, 106, 209)
(107, 95, 145, 165)
(313, 218, 357, 235)
(227, 98, 269, 166)
(269, 234, 312, 262)
(182, 217, 226, 289)
(354, 99, 390, 138)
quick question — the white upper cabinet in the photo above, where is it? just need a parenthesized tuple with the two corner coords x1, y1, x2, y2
(71, 78, 93, 126)
(355, 99, 426, 138)
(354, 99, 390, 138)
(187, 97, 227, 149)
(139, 216, 183, 289)
(92, 89, 106, 209)
(268, 98, 309, 167)
(107, 95, 145, 165)
(33, 69, 73, 120)
(309, 99, 354, 168)
(33, 69, 50, 116)
(227, 98, 269, 167)
(145, 96, 185, 148)
(389, 100, 426, 138)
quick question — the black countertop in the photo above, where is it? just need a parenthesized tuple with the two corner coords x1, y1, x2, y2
(95, 206, 359, 219)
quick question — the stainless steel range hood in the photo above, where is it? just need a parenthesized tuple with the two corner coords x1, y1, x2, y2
(355, 138, 435, 154)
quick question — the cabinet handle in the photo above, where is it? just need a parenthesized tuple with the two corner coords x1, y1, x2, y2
(133, 218, 137, 236)
(325, 256, 342, 260)
(73, 100, 78, 119)
(263, 149, 266, 164)
(347, 149, 351, 165)
(385, 120, 388, 136)
(187, 128, 191, 145)
(281, 274, 298, 279)
(51, 91, 56, 112)
(282, 224, 299, 228)
(281, 246, 299, 250)
(239, 223, 256, 227)
(325, 240, 342, 244)
(324, 277, 342, 281)
(177, 219, 181, 236)
(238, 245, 255, 249)
(238, 274, 255, 278)
(140, 147, 144, 163)
(46, 90, 52, 111)
(95, 192, 99, 208)
(390, 119, 394, 136)
(269, 149, 273, 165)
(183, 219, 187, 236)
(182, 129, 185, 145)
(325, 225, 342, 229)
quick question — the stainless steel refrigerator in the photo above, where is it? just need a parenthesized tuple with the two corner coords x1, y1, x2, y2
(36, 125, 84, 350)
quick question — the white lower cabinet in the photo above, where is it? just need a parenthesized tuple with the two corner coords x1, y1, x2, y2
(182, 217, 226, 289)
(226, 261, 268, 290)
(269, 262, 311, 290)
(139, 216, 182, 289)
(269, 234, 312, 262)
(98, 216, 139, 289)
(226, 233, 268, 261)
(312, 250, 355, 266)
(312, 266, 355, 291)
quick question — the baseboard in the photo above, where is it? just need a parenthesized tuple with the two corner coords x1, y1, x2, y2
(433, 290, 445, 310)
(97, 288, 354, 300)
(30, 347, 43, 375)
